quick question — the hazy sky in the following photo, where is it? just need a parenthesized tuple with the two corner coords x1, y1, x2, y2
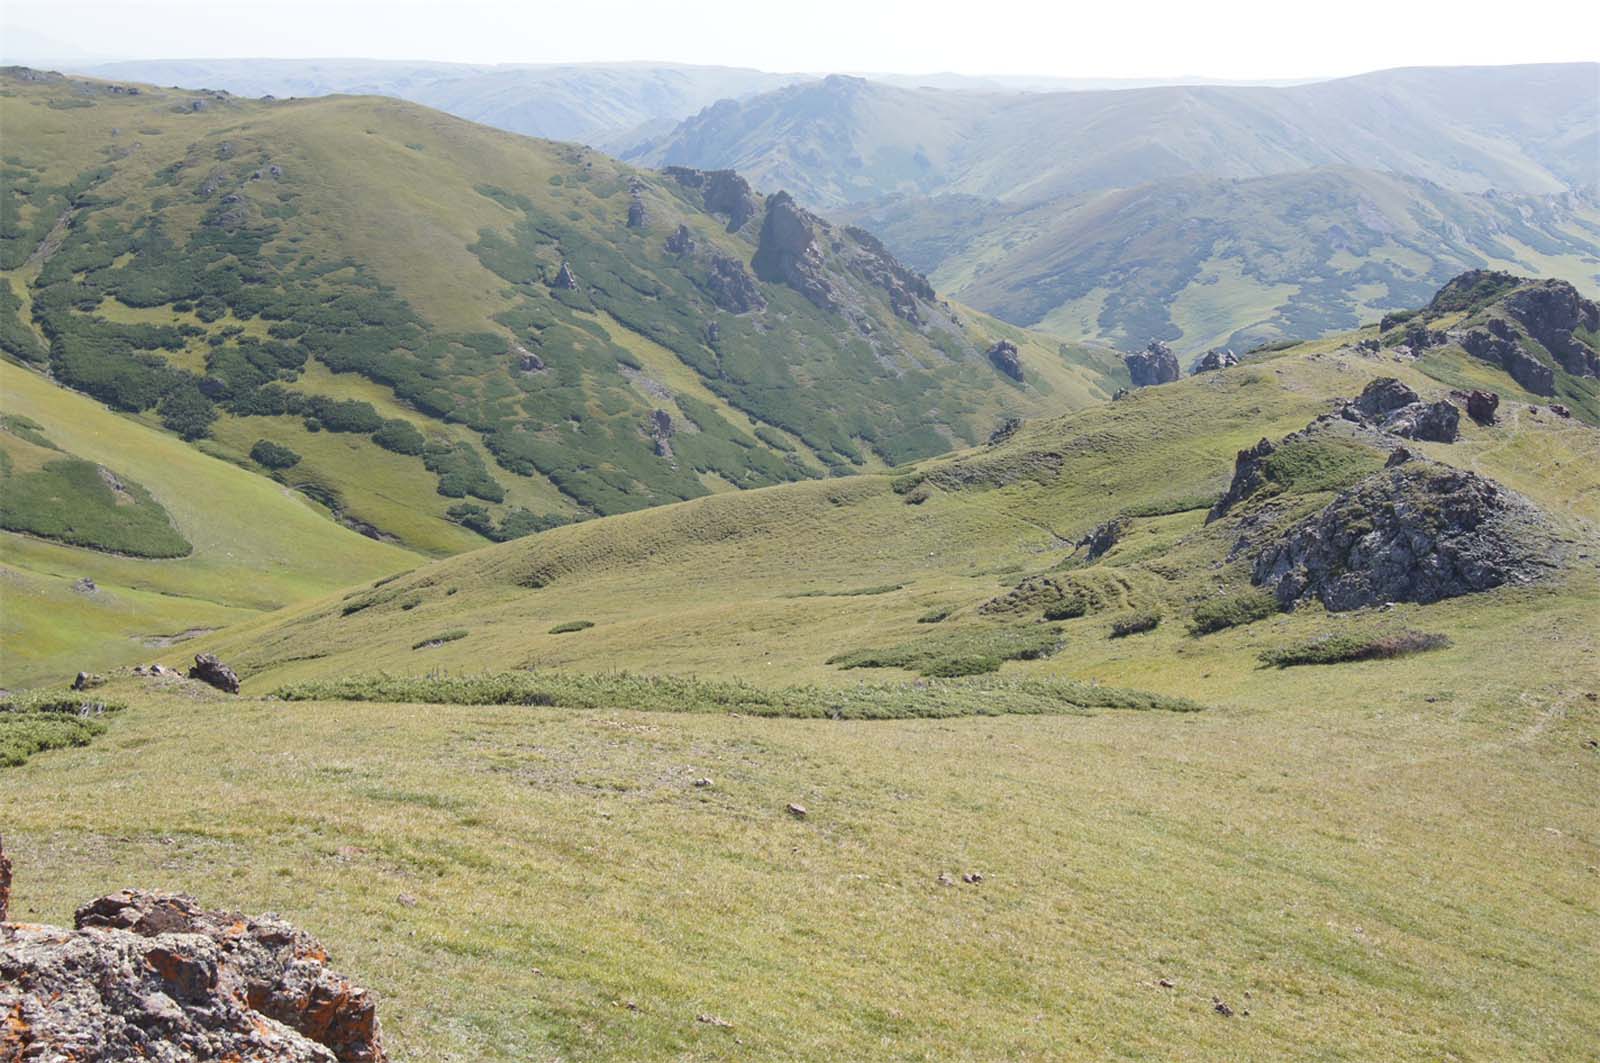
(4, 0, 1597, 78)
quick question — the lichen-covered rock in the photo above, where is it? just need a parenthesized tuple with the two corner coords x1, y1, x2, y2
(1503, 279, 1600, 378)
(1464, 389, 1500, 425)
(752, 191, 837, 311)
(1207, 438, 1277, 523)
(987, 339, 1023, 381)
(1383, 400, 1460, 443)
(1252, 462, 1552, 611)
(1, 888, 385, 1062)
(1348, 377, 1419, 419)
(189, 653, 240, 694)
(1124, 340, 1180, 387)
(1191, 348, 1239, 374)
(1460, 319, 1556, 395)
(704, 254, 766, 314)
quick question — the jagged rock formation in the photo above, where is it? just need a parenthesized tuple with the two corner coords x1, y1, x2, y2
(1460, 318, 1555, 395)
(1, 837, 10, 921)
(550, 261, 579, 291)
(842, 226, 937, 324)
(189, 653, 240, 694)
(1, 886, 386, 1062)
(663, 166, 758, 232)
(1463, 389, 1499, 425)
(1207, 437, 1278, 523)
(664, 223, 696, 256)
(752, 191, 837, 311)
(1502, 280, 1600, 378)
(1252, 462, 1551, 611)
(1191, 348, 1239, 374)
(626, 196, 647, 228)
(1124, 340, 1179, 386)
(987, 417, 1022, 445)
(648, 409, 675, 457)
(1077, 518, 1127, 560)
(987, 340, 1023, 381)
(704, 254, 766, 314)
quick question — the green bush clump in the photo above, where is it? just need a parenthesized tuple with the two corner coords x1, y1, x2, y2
(1188, 590, 1277, 636)
(413, 629, 469, 650)
(829, 625, 1062, 677)
(372, 419, 427, 455)
(786, 584, 904, 598)
(0, 692, 124, 767)
(1110, 612, 1161, 638)
(548, 620, 595, 634)
(446, 502, 568, 542)
(917, 607, 952, 624)
(250, 439, 301, 469)
(1260, 631, 1450, 668)
(273, 670, 1204, 718)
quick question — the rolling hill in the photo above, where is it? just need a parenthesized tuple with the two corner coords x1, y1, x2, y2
(0, 67, 1119, 560)
(5, 274, 1596, 1060)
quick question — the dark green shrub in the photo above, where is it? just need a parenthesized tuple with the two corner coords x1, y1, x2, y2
(917, 607, 951, 624)
(549, 620, 595, 634)
(372, 418, 426, 455)
(1110, 612, 1161, 638)
(1260, 632, 1450, 668)
(250, 439, 301, 469)
(412, 629, 469, 650)
(1188, 590, 1277, 636)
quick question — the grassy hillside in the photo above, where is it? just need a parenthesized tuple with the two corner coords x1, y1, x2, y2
(0, 358, 410, 689)
(0, 67, 1113, 556)
(849, 169, 1600, 351)
(4, 297, 1597, 1058)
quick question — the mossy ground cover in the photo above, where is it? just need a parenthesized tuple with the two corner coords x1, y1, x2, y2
(0, 691, 124, 766)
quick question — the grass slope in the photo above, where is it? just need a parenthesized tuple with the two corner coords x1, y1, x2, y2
(3, 314, 1598, 1057)
(0, 358, 409, 688)
(0, 67, 1113, 555)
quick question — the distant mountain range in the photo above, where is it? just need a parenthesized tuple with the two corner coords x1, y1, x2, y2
(626, 63, 1600, 350)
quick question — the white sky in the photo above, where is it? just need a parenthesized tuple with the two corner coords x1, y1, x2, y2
(3, 0, 1597, 78)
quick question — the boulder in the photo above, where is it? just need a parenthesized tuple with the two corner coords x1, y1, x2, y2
(1464, 389, 1500, 425)
(1191, 348, 1239, 374)
(987, 417, 1022, 445)
(2, 888, 386, 1062)
(752, 192, 837, 312)
(704, 254, 766, 314)
(626, 196, 647, 229)
(1348, 377, 1419, 420)
(189, 653, 240, 694)
(1124, 340, 1180, 387)
(0, 836, 9, 921)
(1382, 400, 1460, 443)
(664, 224, 696, 256)
(1252, 462, 1552, 611)
(1077, 518, 1127, 561)
(550, 261, 579, 291)
(72, 671, 105, 691)
(987, 339, 1024, 381)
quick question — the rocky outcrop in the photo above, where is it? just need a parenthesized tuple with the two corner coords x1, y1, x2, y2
(1340, 378, 1459, 443)
(987, 417, 1022, 445)
(1207, 438, 1277, 523)
(1503, 279, 1600, 378)
(1, 887, 386, 1062)
(752, 192, 837, 312)
(648, 409, 675, 457)
(987, 339, 1023, 381)
(626, 196, 647, 229)
(1, 836, 10, 921)
(663, 167, 758, 232)
(189, 653, 240, 694)
(1252, 462, 1551, 611)
(1460, 318, 1555, 395)
(842, 226, 937, 324)
(1463, 389, 1499, 425)
(1191, 348, 1238, 374)
(550, 261, 579, 291)
(1426, 270, 1524, 315)
(1124, 340, 1180, 387)
(704, 254, 766, 314)
(1077, 518, 1127, 561)
(664, 224, 695, 256)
